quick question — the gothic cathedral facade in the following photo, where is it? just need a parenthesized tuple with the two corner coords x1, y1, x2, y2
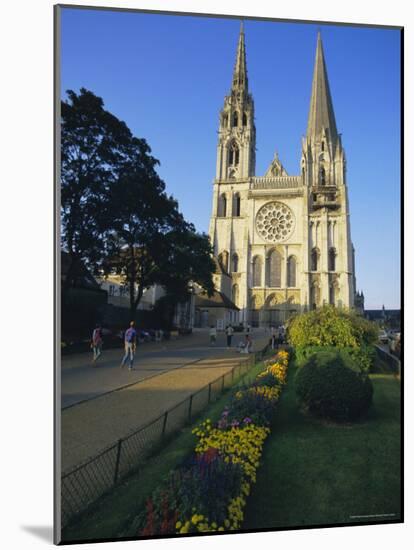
(208, 25, 358, 327)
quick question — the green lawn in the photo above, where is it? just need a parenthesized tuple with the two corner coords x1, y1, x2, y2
(243, 364, 402, 530)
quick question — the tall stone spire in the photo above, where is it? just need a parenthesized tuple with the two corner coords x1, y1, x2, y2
(232, 21, 248, 91)
(307, 32, 338, 142)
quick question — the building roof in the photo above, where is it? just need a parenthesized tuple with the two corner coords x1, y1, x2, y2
(195, 290, 239, 311)
(365, 309, 401, 320)
(307, 32, 338, 141)
(61, 251, 103, 292)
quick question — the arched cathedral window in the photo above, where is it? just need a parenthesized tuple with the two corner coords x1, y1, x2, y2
(267, 249, 282, 288)
(328, 247, 336, 271)
(287, 256, 297, 287)
(232, 193, 241, 216)
(231, 253, 239, 273)
(242, 112, 247, 126)
(218, 250, 229, 273)
(218, 193, 227, 217)
(252, 256, 262, 287)
(311, 248, 320, 271)
(232, 111, 238, 127)
(320, 166, 326, 186)
(229, 142, 240, 166)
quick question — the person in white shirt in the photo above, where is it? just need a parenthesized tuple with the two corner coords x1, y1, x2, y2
(242, 334, 252, 353)
(209, 325, 217, 346)
(225, 324, 234, 348)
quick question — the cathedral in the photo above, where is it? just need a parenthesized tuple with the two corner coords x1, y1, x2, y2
(208, 24, 360, 327)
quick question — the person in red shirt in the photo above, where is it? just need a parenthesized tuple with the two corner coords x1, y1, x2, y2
(91, 325, 103, 365)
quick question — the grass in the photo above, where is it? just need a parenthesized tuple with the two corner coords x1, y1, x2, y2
(62, 356, 268, 543)
(243, 363, 402, 530)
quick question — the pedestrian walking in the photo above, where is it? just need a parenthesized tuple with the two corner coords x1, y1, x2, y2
(120, 321, 137, 371)
(225, 324, 234, 348)
(278, 324, 285, 347)
(91, 325, 103, 364)
(242, 334, 252, 354)
(209, 325, 217, 346)
(270, 326, 277, 350)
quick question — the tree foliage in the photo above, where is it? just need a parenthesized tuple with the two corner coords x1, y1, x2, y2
(61, 88, 136, 290)
(61, 89, 215, 316)
(287, 305, 378, 349)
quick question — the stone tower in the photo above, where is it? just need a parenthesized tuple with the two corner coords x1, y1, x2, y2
(301, 32, 355, 309)
(215, 22, 256, 181)
(209, 28, 357, 326)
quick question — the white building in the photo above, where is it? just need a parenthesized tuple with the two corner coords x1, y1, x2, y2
(209, 25, 357, 327)
(99, 275, 165, 311)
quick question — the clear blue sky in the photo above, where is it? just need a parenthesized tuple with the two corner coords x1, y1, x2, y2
(60, 7, 401, 310)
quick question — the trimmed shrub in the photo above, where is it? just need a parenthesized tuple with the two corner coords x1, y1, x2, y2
(288, 305, 379, 349)
(295, 350, 373, 422)
(295, 344, 376, 373)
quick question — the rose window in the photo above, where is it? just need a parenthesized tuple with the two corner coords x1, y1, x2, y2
(255, 202, 295, 242)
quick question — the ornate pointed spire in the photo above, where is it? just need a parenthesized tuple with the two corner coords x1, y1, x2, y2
(307, 32, 338, 141)
(232, 21, 248, 91)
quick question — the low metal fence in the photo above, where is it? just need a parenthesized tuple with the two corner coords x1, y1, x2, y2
(61, 348, 268, 528)
(375, 345, 401, 377)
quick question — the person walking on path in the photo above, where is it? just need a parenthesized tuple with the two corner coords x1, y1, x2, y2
(91, 325, 103, 365)
(277, 324, 285, 348)
(242, 333, 252, 354)
(209, 325, 217, 346)
(270, 326, 277, 350)
(225, 324, 234, 348)
(120, 321, 137, 371)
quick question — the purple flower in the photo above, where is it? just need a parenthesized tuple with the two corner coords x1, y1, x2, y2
(230, 420, 240, 427)
(243, 417, 252, 424)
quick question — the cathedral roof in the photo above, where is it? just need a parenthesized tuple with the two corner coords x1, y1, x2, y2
(195, 290, 240, 311)
(264, 151, 288, 177)
(307, 32, 338, 142)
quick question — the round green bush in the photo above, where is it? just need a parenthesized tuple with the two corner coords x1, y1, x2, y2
(295, 350, 373, 422)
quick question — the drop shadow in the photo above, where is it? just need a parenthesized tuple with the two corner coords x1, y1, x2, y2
(21, 525, 54, 543)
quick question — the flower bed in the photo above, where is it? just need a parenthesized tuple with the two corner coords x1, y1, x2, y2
(136, 350, 289, 537)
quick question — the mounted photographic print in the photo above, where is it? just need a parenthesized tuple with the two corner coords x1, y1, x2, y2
(54, 4, 403, 545)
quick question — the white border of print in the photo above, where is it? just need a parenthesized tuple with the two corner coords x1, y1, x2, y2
(1, 0, 410, 549)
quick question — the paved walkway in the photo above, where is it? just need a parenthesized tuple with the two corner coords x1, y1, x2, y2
(61, 330, 269, 473)
(61, 329, 267, 408)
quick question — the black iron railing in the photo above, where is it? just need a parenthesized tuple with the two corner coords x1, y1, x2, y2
(61, 348, 267, 528)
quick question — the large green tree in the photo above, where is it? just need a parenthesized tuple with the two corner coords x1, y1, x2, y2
(61, 88, 137, 292)
(61, 88, 214, 317)
(104, 165, 215, 318)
